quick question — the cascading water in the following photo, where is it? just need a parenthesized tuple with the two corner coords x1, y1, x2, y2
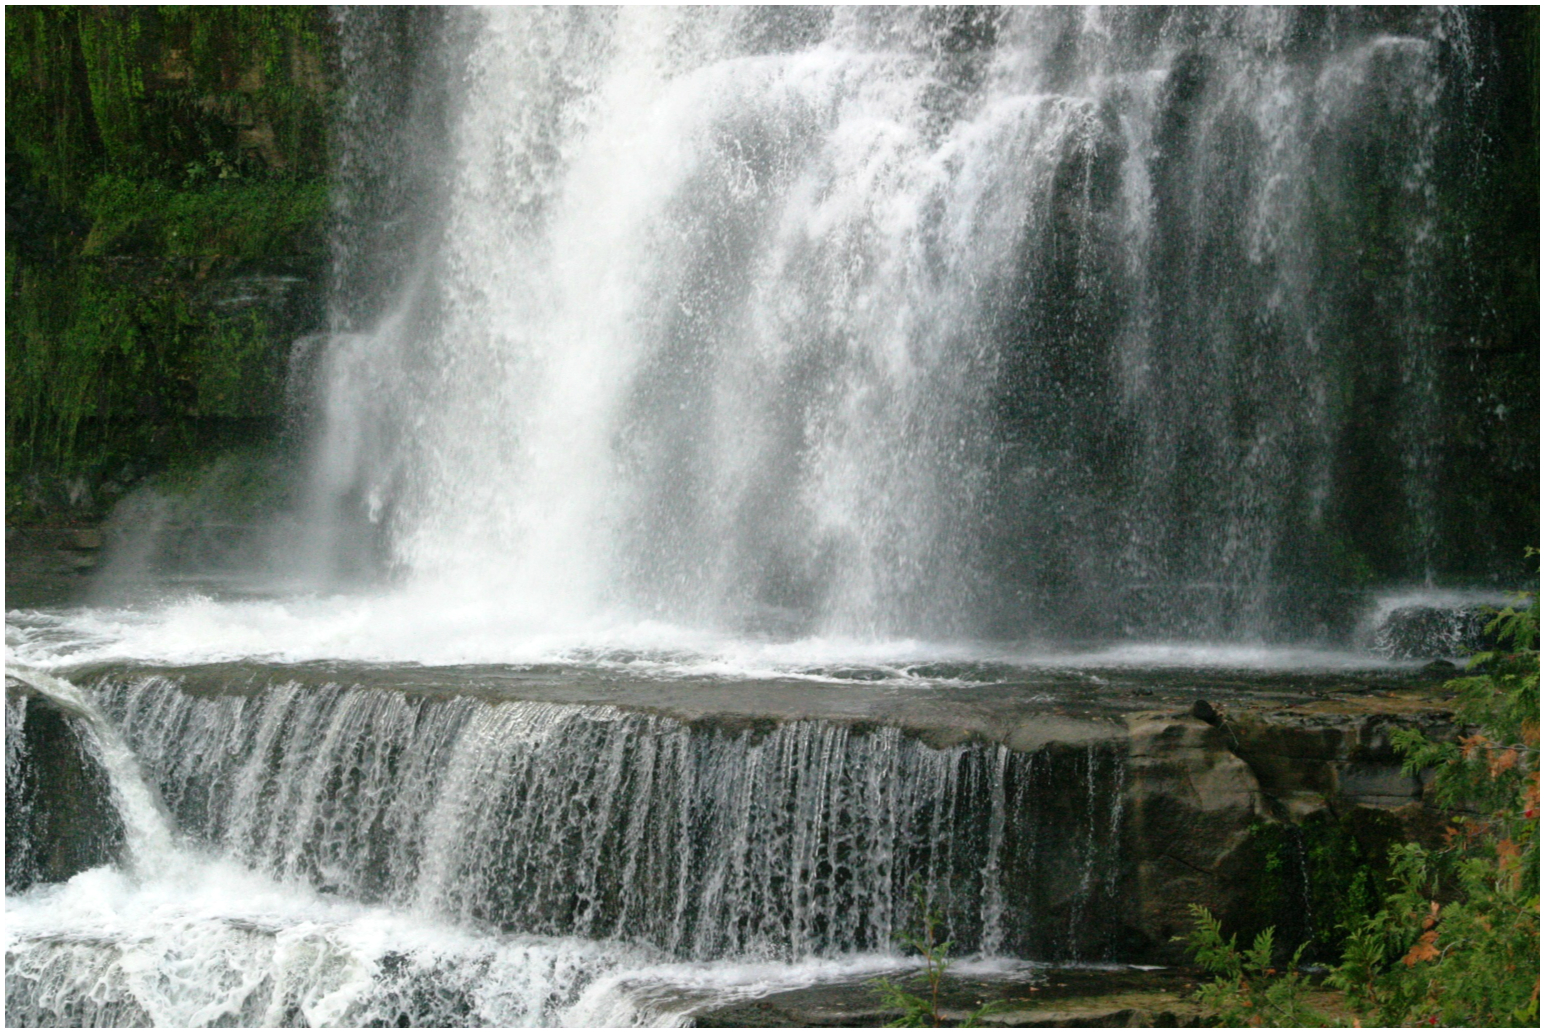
(6, 665, 1125, 1025)
(7, 6, 1528, 1027)
(299, 6, 1481, 645)
(80, 669, 1125, 961)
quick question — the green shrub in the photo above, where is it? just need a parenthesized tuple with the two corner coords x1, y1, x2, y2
(1330, 596, 1539, 1027)
(1183, 905, 1333, 1026)
(870, 886, 1008, 1028)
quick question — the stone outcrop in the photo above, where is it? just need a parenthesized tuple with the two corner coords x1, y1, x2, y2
(4, 685, 126, 891)
(1119, 711, 1265, 956)
(4, 526, 105, 608)
(686, 966, 1205, 1028)
(1116, 692, 1456, 962)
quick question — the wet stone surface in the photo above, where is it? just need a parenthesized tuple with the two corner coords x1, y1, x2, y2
(5, 527, 103, 610)
(62, 657, 1459, 746)
(4, 687, 126, 891)
(684, 965, 1208, 1027)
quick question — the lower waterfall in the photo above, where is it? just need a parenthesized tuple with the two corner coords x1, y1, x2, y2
(6, 665, 1126, 1025)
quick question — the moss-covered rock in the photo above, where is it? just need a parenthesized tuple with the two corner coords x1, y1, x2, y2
(5, 7, 332, 523)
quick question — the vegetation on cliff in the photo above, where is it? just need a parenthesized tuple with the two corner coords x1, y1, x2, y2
(1189, 596, 1541, 1026)
(5, 7, 332, 521)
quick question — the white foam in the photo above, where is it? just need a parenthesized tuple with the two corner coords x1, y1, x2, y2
(5, 855, 662, 1028)
(1360, 586, 1513, 630)
(8, 592, 1413, 676)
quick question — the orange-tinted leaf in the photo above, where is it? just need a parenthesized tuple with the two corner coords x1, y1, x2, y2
(1489, 748, 1520, 776)
(1498, 838, 1521, 866)
(1522, 720, 1539, 748)
(1422, 900, 1440, 930)
(1460, 734, 1487, 759)
(1403, 930, 1440, 966)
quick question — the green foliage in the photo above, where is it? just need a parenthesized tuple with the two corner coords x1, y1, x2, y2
(4, 257, 291, 517)
(5, 6, 330, 518)
(6, 260, 148, 474)
(1183, 904, 1333, 1027)
(81, 174, 327, 259)
(6, 7, 331, 201)
(6, 8, 106, 208)
(1187, 589, 1541, 1027)
(1233, 811, 1398, 963)
(870, 887, 1008, 1028)
(1330, 596, 1540, 1027)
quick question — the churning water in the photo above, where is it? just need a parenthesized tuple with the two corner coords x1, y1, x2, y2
(7, 6, 1515, 1027)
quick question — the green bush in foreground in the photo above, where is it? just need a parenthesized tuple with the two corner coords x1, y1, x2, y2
(1188, 591, 1540, 1027)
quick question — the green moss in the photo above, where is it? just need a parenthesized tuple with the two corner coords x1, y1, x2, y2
(194, 310, 279, 419)
(82, 174, 327, 259)
(5, 7, 331, 520)
(76, 11, 149, 175)
(5, 261, 297, 475)
(6, 8, 104, 208)
(6, 7, 331, 200)
(6, 259, 140, 474)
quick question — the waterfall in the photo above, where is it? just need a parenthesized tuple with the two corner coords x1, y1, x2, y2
(6, 6, 1521, 1027)
(83, 668, 1126, 961)
(300, 6, 1475, 644)
(6, 665, 176, 869)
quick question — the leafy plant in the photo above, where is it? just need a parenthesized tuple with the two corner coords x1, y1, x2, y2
(870, 887, 1008, 1027)
(1329, 592, 1539, 1027)
(1183, 904, 1333, 1027)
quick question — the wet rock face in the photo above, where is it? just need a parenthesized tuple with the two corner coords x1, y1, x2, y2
(5, 688, 126, 891)
(3, 527, 103, 609)
(685, 966, 1207, 1028)
(1118, 713, 1264, 957)
(1227, 705, 1456, 814)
